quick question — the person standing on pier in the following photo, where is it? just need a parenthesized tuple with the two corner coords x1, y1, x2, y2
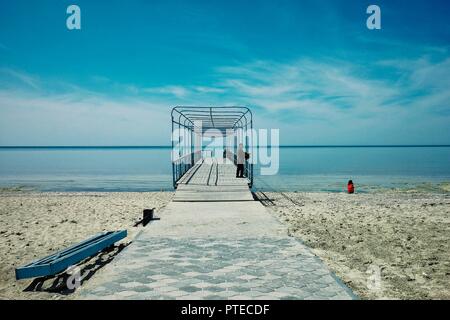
(236, 143, 246, 178)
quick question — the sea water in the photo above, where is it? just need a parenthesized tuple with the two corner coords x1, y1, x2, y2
(0, 146, 449, 193)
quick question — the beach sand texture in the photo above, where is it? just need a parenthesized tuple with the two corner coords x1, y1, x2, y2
(0, 191, 173, 300)
(0, 190, 449, 299)
(264, 191, 450, 299)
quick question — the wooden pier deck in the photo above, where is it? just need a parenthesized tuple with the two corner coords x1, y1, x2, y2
(174, 158, 253, 202)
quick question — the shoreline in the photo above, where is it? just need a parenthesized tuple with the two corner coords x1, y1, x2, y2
(0, 190, 449, 300)
(1, 177, 449, 195)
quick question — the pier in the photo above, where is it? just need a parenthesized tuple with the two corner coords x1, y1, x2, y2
(79, 107, 356, 300)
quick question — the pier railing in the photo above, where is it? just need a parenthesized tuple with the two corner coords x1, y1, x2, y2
(172, 150, 201, 187)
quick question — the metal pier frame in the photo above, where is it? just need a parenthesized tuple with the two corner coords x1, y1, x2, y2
(171, 106, 253, 189)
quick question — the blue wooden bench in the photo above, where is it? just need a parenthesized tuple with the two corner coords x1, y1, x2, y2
(15, 230, 127, 280)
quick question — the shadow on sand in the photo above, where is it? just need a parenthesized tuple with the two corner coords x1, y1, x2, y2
(23, 242, 130, 295)
(252, 191, 276, 206)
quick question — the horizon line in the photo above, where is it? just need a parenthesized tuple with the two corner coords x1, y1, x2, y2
(1, 144, 450, 149)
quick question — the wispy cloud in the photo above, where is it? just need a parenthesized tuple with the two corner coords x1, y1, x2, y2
(1, 50, 449, 145)
(0, 71, 172, 145)
(214, 56, 450, 121)
(0, 68, 41, 90)
(213, 60, 386, 125)
(143, 85, 191, 98)
(0, 88, 171, 145)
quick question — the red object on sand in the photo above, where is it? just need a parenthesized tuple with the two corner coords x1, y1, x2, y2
(347, 183, 355, 194)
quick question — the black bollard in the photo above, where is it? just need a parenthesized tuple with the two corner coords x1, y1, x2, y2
(142, 208, 154, 226)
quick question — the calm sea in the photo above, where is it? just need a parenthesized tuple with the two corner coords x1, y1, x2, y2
(0, 146, 449, 193)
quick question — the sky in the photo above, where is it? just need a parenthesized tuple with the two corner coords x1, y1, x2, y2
(0, 0, 449, 146)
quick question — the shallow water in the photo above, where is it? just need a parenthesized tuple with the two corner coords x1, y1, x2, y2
(0, 146, 449, 192)
(254, 146, 450, 193)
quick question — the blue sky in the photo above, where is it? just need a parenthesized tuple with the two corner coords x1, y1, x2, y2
(0, 0, 449, 145)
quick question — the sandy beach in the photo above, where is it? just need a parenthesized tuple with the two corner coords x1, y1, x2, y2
(0, 190, 449, 300)
(0, 191, 174, 300)
(263, 191, 450, 299)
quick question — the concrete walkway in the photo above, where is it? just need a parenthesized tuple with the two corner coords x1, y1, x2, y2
(78, 162, 356, 300)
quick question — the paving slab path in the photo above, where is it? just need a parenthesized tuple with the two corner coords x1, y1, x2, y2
(78, 161, 356, 300)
